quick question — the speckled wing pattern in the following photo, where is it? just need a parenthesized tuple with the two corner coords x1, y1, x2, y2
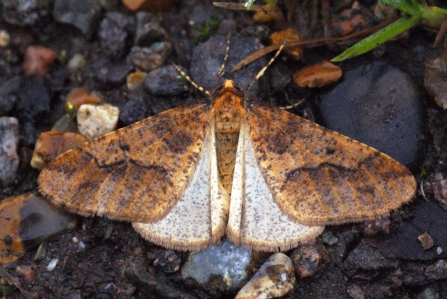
(38, 100, 211, 223)
(245, 102, 416, 227)
(38, 82, 416, 252)
(133, 121, 230, 251)
(227, 122, 324, 251)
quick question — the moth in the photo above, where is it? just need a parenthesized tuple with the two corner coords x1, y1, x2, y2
(38, 43, 416, 251)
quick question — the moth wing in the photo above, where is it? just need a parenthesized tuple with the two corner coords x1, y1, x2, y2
(227, 122, 324, 252)
(133, 120, 230, 251)
(38, 101, 211, 223)
(246, 103, 416, 226)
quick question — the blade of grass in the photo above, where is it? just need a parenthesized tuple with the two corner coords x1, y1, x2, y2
(430, 6, 447, 15)
(332, 15, 420, 62)
(379, 0, 421, 15)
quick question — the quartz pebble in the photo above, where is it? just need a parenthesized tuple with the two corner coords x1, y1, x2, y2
(46, 259, 59, 271)
(181, 240, 252, 294)
(0, 117, 19, 186)
(77, 103, 119, 140)
(235, 253, 295, 299)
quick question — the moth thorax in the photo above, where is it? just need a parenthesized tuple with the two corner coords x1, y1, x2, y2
(213, 81, 245, 195)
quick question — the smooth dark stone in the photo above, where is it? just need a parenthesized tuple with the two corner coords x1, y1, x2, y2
(99, 13, 130, 60)
(343, 239, 399, 280)
(144, 65, 189, 96)
(120, 97, 148, 126)
(53, 0, 102, 38)
(317, 60, 426, 170)
(0, 76, 20, 116)
(17, 77, 51, 121)
(1, 0, 50, 25)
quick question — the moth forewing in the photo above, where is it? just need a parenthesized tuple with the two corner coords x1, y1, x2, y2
(227, 122, 324, 252)
(132, 123, 227, 251)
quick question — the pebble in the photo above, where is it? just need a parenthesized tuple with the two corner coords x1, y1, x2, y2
(293, 61, 342, 88)
(67, 53, 87, 71)
(77, 103, 120, 140)
(0, 193, 77, 264)
(290, 239, 329, 278)
(425, 260, 447, 280)
(2, 0, 50, 25)
(321, 231, 339, 246)
(317, 60, 426, 169)
(432, 178, 447, 204)
(235, 253, 295, 299)
(94, 61, 134, 87)
(33, 242, 48, 262)
(122, 0, 178, 12)
(46, 259, 59, 271)
(99, 13, 130, 60)
(0, 117, 19, 186)
(53, 0, 102, 38)
(135, 12, 166, 46)
(436, 247, 443, 255)
(130, 42, 171, 72)
(362, 218, 391, 236)
(181, 240, 252, 294)
(425, 56, 447, 110)
(343, 240, 399, 280)
(144, 65, 189, 96)
(99, 0, 120, 10)
(77, 241, 86, 251)
(31, 130, 88, 169)
(0, 76, 20, 116)
(15, 265, 35, 281)
(347, 283, 365, 299)
(126, 70, 147, 90)
(418, 232, 435, 251)
(122, 254, 198, 299)
(402, 263, 429, 287)
(190, 35, 265, 93)
(0, 30, 10, 47)
(416, 287, 441, 299)
(65, 87, 103, 112)
(17, 77, 51, 122)
(22, 45, 57, 77)
(120, 93, 148, 125)
(153, 250, 180, 273)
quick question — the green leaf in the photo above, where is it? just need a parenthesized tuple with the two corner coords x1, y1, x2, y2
(332, 15, 421, 62)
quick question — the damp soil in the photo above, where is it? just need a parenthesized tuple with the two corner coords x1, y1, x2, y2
(1, 0, 447, 298)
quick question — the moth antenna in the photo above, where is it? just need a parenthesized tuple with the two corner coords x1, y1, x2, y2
(172, 63, 211, 97)
(247, 43, 285, 92)
(279, 98, 305, 110)
(217, 33, 232, 79)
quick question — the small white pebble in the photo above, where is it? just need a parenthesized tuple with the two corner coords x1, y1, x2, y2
(46, 259, 59, 271)
(67, 53, 87, 71)
(434, 173, 444, 181)
(281, 272, 287, 282)
(77, 103, 119, 140)
(0, 30, 10, 47)
(437, 247, 443, 255)
(72, 237, 79, 243)
(77, 241, 86, 251)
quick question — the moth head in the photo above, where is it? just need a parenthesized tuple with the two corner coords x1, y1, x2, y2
(211, 79, 246, 122)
